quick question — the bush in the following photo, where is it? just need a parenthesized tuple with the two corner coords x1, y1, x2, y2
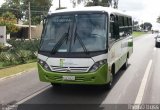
(16, 50, 32, 64)
(0, 39, 40, 67)
(7, 39, 40, 52)
(0, 52, 17, 66)
(0, 43, 4, 52)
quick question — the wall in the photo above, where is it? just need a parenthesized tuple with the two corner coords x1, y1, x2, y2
(0, 26, 6, 44)
(31, 25, 43, 39)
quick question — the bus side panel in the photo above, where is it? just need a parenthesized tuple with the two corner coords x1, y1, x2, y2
(108, 36, 133, 74)
(108, 39, 122, 74)
(128, 36, 133, 58)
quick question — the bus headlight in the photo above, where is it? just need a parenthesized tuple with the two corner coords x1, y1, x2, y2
(89, 59, 107, 72)
(38, 59, 51, 71)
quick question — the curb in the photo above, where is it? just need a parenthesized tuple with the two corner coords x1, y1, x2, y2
(0, 68, 36, 81)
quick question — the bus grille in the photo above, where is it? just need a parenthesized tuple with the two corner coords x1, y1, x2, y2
(50, 66, 89, 73)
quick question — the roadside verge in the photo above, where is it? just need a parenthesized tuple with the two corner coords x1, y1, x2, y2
(0, 62, 36, 80)
(132, 31, 147, 38)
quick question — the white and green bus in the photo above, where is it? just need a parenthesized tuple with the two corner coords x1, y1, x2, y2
(37, 6, 133, 89)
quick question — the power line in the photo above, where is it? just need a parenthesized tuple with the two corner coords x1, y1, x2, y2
(0, 8, 48, 14)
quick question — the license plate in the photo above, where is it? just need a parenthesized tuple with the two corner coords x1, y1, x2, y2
(62, 76, 75, 81)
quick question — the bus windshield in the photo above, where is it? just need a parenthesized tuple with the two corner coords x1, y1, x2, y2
(39, 13, 107, 53)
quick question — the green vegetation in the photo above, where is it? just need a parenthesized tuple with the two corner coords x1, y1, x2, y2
(0, 39, 40, 68)
(132, 31, 146, 37)
(71, 0, 118, 8)
(0, 12, 18, 34)
(86, 0, 112, 7)
(0, 0, 52, 25)
(0, 62, 36, 78)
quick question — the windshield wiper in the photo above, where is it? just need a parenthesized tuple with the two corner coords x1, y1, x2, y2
(74, 27, 89, 54)
(51, 25, 70, 54)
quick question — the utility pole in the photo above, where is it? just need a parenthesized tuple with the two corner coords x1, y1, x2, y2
(59, 0, 61, 8)
(28, 2, 31, 39)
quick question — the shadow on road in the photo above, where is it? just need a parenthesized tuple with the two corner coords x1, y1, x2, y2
(112, 64, 131, 87)
(17, 66, 129, 110)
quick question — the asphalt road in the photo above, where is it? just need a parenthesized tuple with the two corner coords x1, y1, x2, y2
(0, 33, 160, 110)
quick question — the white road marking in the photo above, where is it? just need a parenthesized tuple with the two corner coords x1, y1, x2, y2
(16, 85, 52, 104)
(134, 60, 153, 104)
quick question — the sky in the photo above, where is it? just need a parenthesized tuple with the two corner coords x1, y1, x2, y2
(118, 0, 160, 29)
(119, 0, 160, 23)
(0, 0, 160, 28)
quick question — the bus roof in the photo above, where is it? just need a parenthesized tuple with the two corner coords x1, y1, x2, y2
(49, 6, 132, 17)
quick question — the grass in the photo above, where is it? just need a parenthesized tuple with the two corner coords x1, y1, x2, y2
(132, 31, 146, 37)
(0, 62, 3, 68)
(0, 59, 37, 68)
(0, 62, 37, 78)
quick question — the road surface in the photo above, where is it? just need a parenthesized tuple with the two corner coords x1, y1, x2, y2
(0, 33, 160, 110)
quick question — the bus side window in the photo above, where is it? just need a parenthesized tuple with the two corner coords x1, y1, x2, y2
(128, 18, 133, 34)
(119, 16, 130, 38)
(119, 16, 133, 37)
(109, 15, 116, 45)
(119, 16, 124, 37)
(114, 15, 119, 38)
(123, 17, 128, 37)
(109, 14, 119, 46)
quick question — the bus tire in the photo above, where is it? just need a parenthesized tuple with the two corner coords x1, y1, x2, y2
(111, 64, 115, 75)
(122, 58, 128, 70)
(106, 72, 113, 90)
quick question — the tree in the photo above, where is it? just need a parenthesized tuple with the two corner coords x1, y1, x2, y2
(133, 21, 139, 26)
(70, 0, 111, 7)
(85, 0, 110, 6)
(22, 0, 53, 25)
(0, 12, 18, 34)
(140, 22, 152, 30)
(2, 12, 16, 20)
(144, 22, 152, 30)
(0, 0, 23, 23)
(133, 21, 140, 31)
(140, 23, 144, 30)
(0, 0, 53, 25)
(157, 16, 160, 23)
(70, 0, 86, 8)
(85, 0, 118, 8)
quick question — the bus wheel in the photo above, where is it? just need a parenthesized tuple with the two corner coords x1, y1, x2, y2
(106, 73, 113, 89)
(51, 83, 62, 88)
(122, 58, 128, 70)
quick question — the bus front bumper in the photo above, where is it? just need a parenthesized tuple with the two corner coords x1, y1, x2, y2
(37, 64, 110, 85)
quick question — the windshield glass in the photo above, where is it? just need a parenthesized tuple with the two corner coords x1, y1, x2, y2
(40, 15, 73, 52)
(39, 13, 107, 53)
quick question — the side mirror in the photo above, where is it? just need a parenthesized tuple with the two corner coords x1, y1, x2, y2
(42, 16, 47, 27)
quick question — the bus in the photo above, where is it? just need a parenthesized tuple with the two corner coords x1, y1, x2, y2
(37, 6, 133, 89)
